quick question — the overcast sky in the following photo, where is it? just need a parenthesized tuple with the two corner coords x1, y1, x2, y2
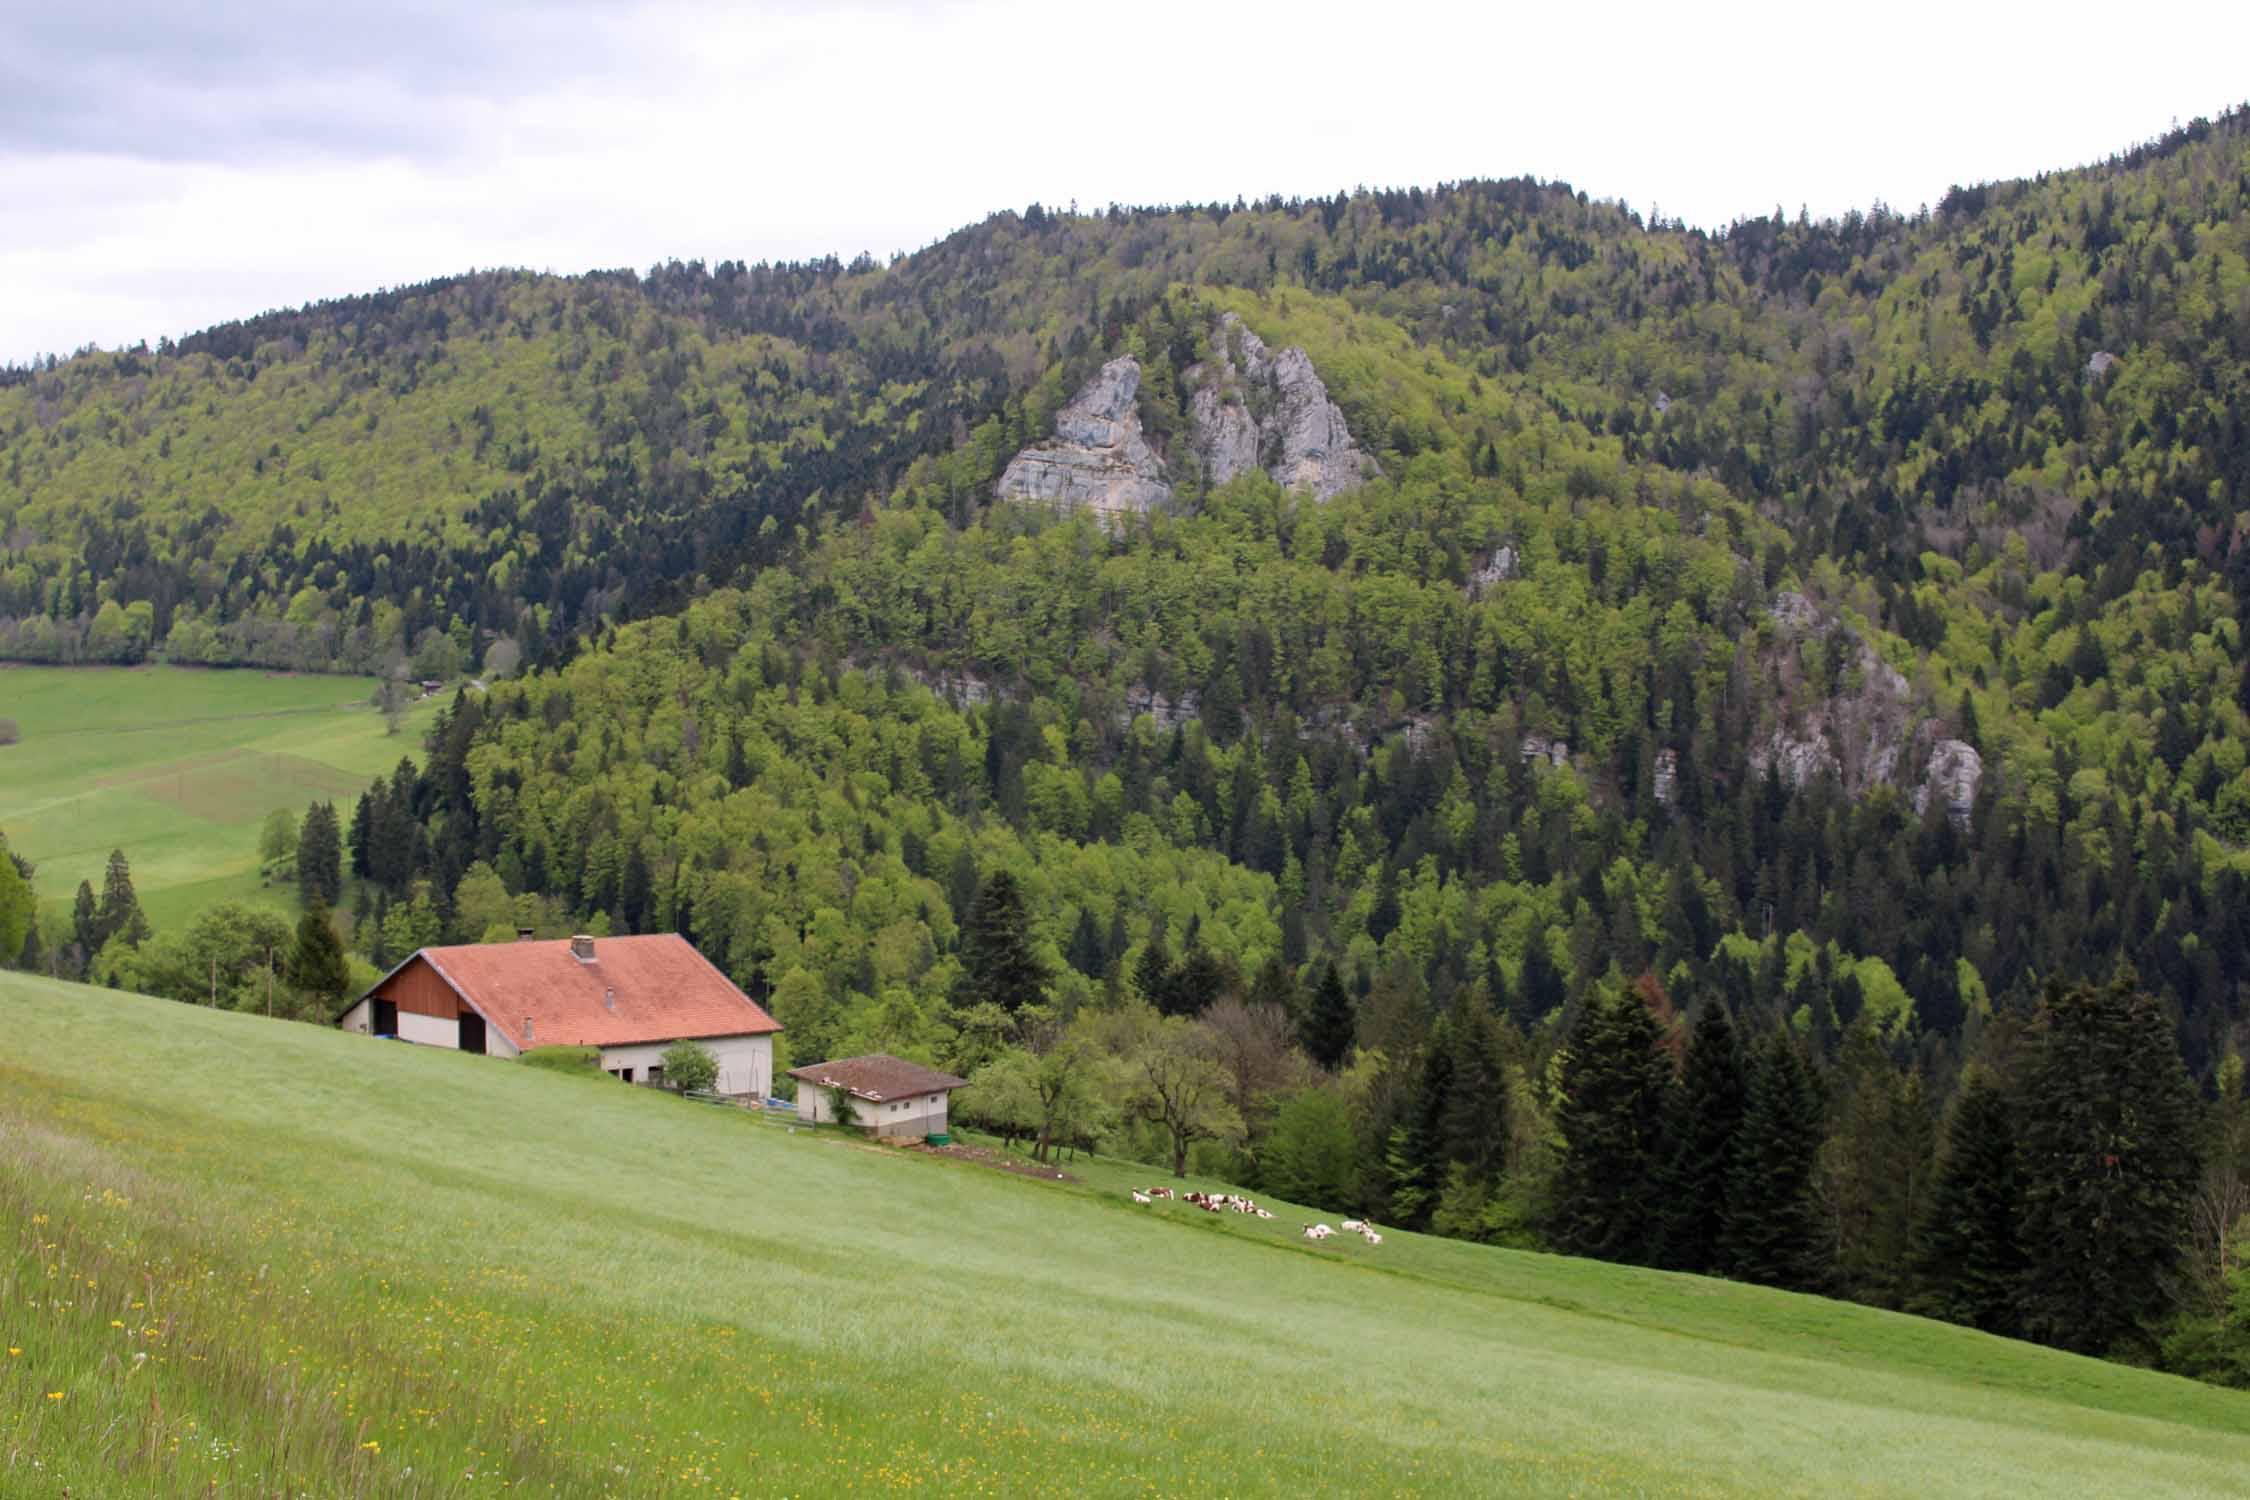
(3, 0, 2244, 363)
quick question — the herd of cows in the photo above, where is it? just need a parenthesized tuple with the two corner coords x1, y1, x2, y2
(1127, 1187, 1383, 1246)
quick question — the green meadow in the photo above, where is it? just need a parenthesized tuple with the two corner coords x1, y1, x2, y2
(3, 974, 2245, 1498)
(0, 666, 438, 932)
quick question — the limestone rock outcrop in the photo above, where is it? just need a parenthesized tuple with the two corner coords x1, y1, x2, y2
(994, 317, 1377, 516)
(994, 357, 1172, 516)
(1468, 545, 1518, 596)
(1188, 314, 1380, 501)
(1915, 739, 1983, 825)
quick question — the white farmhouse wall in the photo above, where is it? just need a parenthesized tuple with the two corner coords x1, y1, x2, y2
(397, 1012, 459, 1048)
(339, 999, 371, 1034)
(598, 1034, 770, 1096)
(482, 1023, 522, 1059)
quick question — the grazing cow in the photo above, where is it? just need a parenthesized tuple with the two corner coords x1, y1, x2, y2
(1131, 1190, 1152, 1205)
(1363, 1231, 1383, 1245)
(1302, 1223, 1335, 1241)
(1341, 1220, 1364, 1231)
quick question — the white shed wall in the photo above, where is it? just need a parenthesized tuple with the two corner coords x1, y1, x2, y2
(338, 999, 371, 1034)
(793, 1085, 949, 1135)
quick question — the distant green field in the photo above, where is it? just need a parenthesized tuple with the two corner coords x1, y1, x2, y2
(0, 665, 439, 932)
(3, 974, 2245, 1498)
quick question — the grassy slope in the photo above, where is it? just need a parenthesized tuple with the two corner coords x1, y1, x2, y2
(3, 974, 2244, 1499)
(0, 666, 439, 931)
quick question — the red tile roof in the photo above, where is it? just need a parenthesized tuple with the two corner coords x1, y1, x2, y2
(786, 1054, 967, 1102)
(381, 934, 779, 1052)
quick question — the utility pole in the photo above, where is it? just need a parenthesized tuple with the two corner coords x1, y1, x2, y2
(209, 955, 217, 1007)
(266, 945, 274, 1018)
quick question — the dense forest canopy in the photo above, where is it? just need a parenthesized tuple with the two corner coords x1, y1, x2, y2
(7, 107, 2250, 1382)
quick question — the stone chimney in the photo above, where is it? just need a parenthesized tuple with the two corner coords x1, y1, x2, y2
(603, 987, 616, 1012)
(524, 1017, 535, 1043)
(570, 935, 596, 962)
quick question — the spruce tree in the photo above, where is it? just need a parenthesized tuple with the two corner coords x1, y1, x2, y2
(0, 834, 30, 968)
(1652, 1000, 1747, 1274)
(96, 848, 148, 948)
(1551, 979, 1672, 1265)
(347, 789, 376, 880)
(1301, 963, 1356, 1071)
(1517, 936, 1568, 1030)
(1065, 907, 1106, 978)
(1133, 931, 1175, 1012)
(69, 879, 99, 969)
(2016, 975, 2203, 1355)
(1907, 1065, 2026, 1335)
(297, 802, 344, 909)
(619, 844, 653, 932)
(1720, 1032, 1828, 1291)
(950, 870, 1050, 1015)
(1440, 992, 1512, 1180)
(288, 903, 352, 1011)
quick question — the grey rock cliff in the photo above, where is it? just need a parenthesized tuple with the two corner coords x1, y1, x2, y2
(994, 357, 1172, 516)
(1187, 314, 1380, 501)
(1914, 739, 1983, 826)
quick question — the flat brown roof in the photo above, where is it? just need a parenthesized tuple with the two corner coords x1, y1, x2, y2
(786, 1054, 967, 1103)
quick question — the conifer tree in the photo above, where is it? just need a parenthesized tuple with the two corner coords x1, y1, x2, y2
(288, 903, 352, 1011)
(347, 790, 375, 880)
(1721, 1032, 1828, 1291)
(1652, 1000, 1747, 1274)
(70, 879, 98, 966)
(96, 848, 148, 949)
(1127, 921, 1174, 1004)
(619, 844, 653, 932)
(1065, 907, 1106, 978)
(1517, 936, 1568, 1030)
(1907, 1065, 2026, 1334)
(1551, 978, 1672, 1264)
(2016, 975, 2203, 1355)
(297, 802, 344, 909)
(1440, 992, 1512, 1180)
(950, 870, 1049, 1016)
(1301, 963, 1356, 1071)
(0, 833, 31, 968)
(1823, 1022, 1934, 1309)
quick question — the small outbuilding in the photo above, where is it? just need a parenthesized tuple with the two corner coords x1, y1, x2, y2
(787, 1054, 967, 1138)
(339, 933, 781, 1097)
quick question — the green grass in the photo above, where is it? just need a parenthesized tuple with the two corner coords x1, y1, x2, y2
(0, 665, 440, 931)
(3, 974, 2245, 1498)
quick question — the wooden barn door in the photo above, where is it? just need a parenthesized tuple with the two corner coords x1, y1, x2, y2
(458, 1011, 487, 1055)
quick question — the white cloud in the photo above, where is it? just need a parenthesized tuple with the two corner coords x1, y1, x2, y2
(3, 0, 2245, 362)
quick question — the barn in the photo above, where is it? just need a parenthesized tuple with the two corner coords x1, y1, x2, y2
(787, 1055, 967, 1139)
(338, 933, 781, 1097)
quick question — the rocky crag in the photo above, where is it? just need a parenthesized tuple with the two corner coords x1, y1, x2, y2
(1750, 590, 1981, 823)
(994, 315, 1378, 514)
(1186, 314, 1381, 501)
(993, 357, 1172, 517)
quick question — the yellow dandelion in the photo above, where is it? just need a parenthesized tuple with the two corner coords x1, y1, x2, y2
(46, 1391, 65, 1400)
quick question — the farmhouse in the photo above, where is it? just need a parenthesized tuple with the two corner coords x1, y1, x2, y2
(338, 933, 781, 1096)
(788, 1054, 967, 1138)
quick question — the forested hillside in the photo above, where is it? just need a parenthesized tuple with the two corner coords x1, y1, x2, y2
(7, 108, 2250, 1380)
